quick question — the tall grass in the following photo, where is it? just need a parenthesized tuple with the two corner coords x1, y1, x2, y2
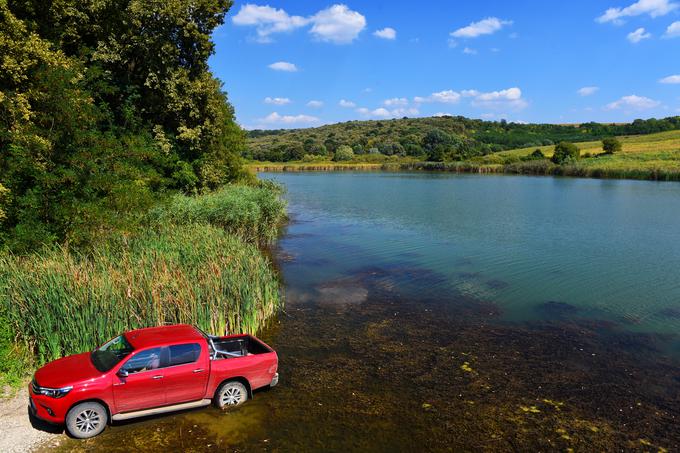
(0, 224, 281, 364)
(147, 184, 286, 245)
(0, 183, 287, 376)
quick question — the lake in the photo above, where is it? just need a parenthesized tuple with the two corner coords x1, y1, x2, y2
(49, 172, 680, 452)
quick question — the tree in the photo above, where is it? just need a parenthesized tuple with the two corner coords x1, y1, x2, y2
(333, 145, 354, 161)
(602, 137, 622, 154)
(530, 149, 545, 159)
(551, 142, 580, 164)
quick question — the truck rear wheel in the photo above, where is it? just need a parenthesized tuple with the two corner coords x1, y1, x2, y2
(65, 401, 107, 439)
(214, 381, 248, 409)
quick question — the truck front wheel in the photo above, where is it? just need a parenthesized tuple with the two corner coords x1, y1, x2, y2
(214, 381, 248, 409)
(65, 401, 108, 439)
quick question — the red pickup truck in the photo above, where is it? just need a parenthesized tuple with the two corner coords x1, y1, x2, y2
(28, 324, 278, 439)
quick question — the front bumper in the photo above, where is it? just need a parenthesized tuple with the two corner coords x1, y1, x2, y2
(28, 385, 65, 424)
(270, 372, 279, 387)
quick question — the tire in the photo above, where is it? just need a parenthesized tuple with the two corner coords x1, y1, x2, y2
(65, 401, 108, 439)
(214, 381, 248, 409)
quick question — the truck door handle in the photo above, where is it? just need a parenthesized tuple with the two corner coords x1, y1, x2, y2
(193, 368, 205, 373)
(152, 375, 164, 380)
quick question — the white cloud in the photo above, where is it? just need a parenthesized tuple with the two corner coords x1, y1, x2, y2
(659, 74, 680, 83)
(268, 61, 298, 72)
(463, 47, 478, 55)
(260, 112, 319, 125)
(605, 94, 660, 110)
(450, 17, 513, 38)
(664, 20, 680, 37)
(627, 27, 651, 42)
(232, 4, 308, 43)
(415, 90, 462, 104)
(356, 106, 419, 118)
(578, 86, 600, 96)
(309, 4, 366, 44)
(339, 99, 356, 108)
(471, 87, 528, 110)
(597, 0, 678, 24)
(433, 112, 453, 117)
(233, 3, 366, 44)
(264, 97, 291, 105)
(307, 100, 324, 108)
(374, 27, 396, 40)
(384, 97, 409, 106)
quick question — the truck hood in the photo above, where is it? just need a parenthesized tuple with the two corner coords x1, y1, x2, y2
(34, 352, 105, 388)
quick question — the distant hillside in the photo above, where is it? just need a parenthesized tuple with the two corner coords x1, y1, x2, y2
(245, 115, 680, 162)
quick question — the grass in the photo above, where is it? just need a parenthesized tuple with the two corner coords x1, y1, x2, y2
(0, 184, 287, 385)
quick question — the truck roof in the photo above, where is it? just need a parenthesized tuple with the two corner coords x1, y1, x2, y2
(124, 324, 204, 349)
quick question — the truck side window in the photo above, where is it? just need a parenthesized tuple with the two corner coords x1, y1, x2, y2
(122, 348, 163, 374)
(168, 343, 201, 367)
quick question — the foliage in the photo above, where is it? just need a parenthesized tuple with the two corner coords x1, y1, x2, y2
(0, 223, 281, 365)
(530, 149, 545, 159)
(148, 184, 286, 245)
(602, 137, 622, 154)
(245, 115, 680, 163)
(0, 0, 245, 252)
(333, 145, 355, 161)
(551, 142, 580, 164)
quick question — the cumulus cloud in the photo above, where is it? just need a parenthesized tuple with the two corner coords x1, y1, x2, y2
(450, 17, 512, 38)
(463, 47, 478, 55)
(373, 27, 396, 40)
(309, 4, 366, 44)
(664, 21, 680, 37)
(232, 4, 308, 42)
(356, 106, 419, 118)
(307, 100, 324, 108)
(233, 3, 366, 44)
(268, 61, 298, 72)
(627, 27, 652, 42)
(605, 94, 660, 110)
(384, 97, 409, 106)
(264, 97, 291, 105)
(260, 112, 320, 125)
(471, 87, 527, 110)
(415, 90, 462, 104)
(339, 99, 356, 108)
(433, 112, 453, 117)
(597, 0, 678, 24)
(659, 74, 680, 83)
(578, 86, 600, 96)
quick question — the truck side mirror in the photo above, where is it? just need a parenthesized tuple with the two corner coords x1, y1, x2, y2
(117, 369, 129, 378)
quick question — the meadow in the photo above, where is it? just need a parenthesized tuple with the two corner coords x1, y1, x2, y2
(0, 184, 286, 387)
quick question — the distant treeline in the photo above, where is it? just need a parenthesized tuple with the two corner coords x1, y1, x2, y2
(245, 116, 680, 162)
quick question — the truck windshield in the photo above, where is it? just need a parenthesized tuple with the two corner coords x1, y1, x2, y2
(91, 335, 134, 372)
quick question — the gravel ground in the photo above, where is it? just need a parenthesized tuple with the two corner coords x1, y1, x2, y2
(0, 388, 63, 452)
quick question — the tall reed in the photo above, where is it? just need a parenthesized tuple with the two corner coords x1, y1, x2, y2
(0, 224, 281, 364)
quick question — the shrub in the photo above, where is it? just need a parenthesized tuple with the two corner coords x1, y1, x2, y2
(551, 141, 580, 164)
(333, 145, 355, 161)
(602, 137, 622, 154)
(147, 185, 286, 245)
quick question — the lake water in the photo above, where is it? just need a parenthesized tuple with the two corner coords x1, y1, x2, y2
(48, 172, 680, 452)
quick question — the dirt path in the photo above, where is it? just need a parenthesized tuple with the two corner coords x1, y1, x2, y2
(0, 388, 64, 452)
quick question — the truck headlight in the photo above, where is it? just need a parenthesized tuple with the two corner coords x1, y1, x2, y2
(32, 379, 72, 398)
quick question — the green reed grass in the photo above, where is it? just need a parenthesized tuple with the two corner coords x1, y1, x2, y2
(0, 224, 281, 365)
(147, 184, 286, 245)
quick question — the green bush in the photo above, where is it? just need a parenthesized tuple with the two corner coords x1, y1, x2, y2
(333, 145, 355, 161)
(551, 142, 580, 164)
(602, 137, 622, 154)
(0, 224, 281, 365)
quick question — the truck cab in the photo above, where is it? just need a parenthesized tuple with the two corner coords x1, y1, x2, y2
(29, 325, 278, 439)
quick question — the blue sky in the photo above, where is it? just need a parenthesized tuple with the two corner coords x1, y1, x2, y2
(209, 0, 680, 129)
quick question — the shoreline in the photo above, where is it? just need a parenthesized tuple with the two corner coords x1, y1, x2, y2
(248, 161, 680, 182)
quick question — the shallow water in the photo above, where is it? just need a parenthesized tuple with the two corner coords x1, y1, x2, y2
(47, 172, 680, 452)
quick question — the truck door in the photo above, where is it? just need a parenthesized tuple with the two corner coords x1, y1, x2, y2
(162, 343, 209, 404)
(113, 347, 166, 412)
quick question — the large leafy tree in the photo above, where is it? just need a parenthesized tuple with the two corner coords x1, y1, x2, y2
(0, 0, 245, 251)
